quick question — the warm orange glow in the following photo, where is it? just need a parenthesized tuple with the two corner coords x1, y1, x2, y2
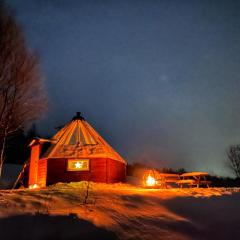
(67, 159, 89, 171)
(29, 184, 39, 189)
(74, 161, 83, 168)
(146, 174, 156, 187)
(28, 144, 40, 187)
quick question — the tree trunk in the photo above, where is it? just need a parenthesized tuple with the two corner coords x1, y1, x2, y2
(0, 85, 16, 178)
(0, 127, 7, 178)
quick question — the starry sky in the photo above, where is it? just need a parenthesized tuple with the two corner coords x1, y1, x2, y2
(7, 0, 240, 176)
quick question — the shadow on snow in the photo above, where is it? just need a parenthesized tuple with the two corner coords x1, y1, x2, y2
(0, 213, 118, 240)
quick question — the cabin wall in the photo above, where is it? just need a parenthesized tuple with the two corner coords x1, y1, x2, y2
(37, 159, 47, 187)
(46, 158, 126, 185)
(107, 158, 126, 183)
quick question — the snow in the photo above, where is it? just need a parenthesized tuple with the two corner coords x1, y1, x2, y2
(0, 182, 240, 239)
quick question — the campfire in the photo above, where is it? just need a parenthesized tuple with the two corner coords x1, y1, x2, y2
(142, 169, 211, 188)
(143, 170, 159, 188)
(146, 174, 156, 187)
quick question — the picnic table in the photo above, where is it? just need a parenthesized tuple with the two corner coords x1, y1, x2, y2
(156, 173, 180, 188)
(143, 171, 180, 188)
(177, 172, 211, 188)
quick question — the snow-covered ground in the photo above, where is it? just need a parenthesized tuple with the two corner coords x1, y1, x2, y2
(0, 182, 240, 240)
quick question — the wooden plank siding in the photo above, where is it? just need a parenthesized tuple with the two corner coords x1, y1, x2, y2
(107, 158, 126, 183)
(37, 159, 47, 187)
(46, 158, 126, 185)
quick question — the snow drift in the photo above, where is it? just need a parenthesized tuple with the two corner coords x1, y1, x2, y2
(0, 182, 240, 240)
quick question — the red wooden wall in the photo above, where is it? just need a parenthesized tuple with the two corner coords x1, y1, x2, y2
(37, 159, 47, 187)
(106, 158, 126, 183)
(46, 158, 126, 185)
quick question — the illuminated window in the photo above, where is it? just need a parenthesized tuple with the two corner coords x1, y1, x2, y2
(67, 159, 89, 171)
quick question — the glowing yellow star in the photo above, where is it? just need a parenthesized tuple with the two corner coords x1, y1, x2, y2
(74, 161, 82, 168)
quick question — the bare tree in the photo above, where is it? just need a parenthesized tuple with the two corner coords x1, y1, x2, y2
(227, 145, 240, 178)
(0, 2, 47, 177)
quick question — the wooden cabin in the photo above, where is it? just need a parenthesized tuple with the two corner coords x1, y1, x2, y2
(18, 112, 126, 188)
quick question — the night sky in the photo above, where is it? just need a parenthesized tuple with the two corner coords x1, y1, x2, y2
(7, 0, 240, 176)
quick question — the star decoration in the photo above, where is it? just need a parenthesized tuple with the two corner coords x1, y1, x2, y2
(75, 161, 82, 168)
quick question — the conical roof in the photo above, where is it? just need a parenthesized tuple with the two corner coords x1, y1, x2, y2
(43, 112, 126, 163)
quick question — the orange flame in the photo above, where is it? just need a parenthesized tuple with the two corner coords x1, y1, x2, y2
(146, 174, 156, 187)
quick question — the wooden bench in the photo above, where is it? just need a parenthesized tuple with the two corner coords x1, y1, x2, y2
(156, 173, 180, 188)
(177, 179, 196, 188)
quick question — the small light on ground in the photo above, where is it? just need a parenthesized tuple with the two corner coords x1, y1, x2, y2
(29, 184, 39, 189)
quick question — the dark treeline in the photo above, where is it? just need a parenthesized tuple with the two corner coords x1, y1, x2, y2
(127, 162, 186, 177)
(208, 176, 240, 188)
(4, 124, 47, 165)
(4, 129, 30, 165)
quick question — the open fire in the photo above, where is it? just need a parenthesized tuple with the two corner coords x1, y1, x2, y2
(146, 174, 156, 187)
